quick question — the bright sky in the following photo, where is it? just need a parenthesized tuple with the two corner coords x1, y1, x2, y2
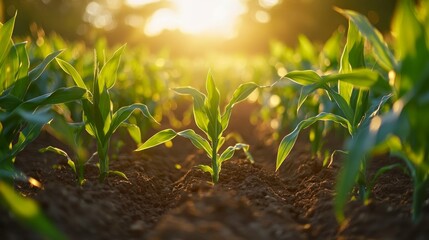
(126, 0, 247, 38)
(85, 0, 280, 37)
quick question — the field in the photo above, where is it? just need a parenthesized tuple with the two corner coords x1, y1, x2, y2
(1, 0, 429, 239)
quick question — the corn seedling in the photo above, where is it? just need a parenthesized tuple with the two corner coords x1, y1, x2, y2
(276, 7, 394, 201)
(0, 14, 87, 181)
(335, 0, 429, 222)
(55, 45, 157, 182)
(39, 111, 93, 185)
(0, 13, 83, 239)
(136, 71, 264, 184)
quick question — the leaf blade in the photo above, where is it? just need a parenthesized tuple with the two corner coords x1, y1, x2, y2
(135, 129, 177, 151)
(276, 112, 352, 170)
(177, 129, 212, 157)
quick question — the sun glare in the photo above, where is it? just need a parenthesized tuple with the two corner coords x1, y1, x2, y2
(126, 0, 159, 7)
(173, 0, 246, 36)
(126, 0, 246, 38)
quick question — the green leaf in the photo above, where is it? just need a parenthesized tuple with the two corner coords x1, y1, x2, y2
(7, 122, 45, 163)
(39, 146, 76, 174)
(197, 165, 213, 176)
(46, 113, 86, 151)
(392, 0, 427, 62)
(366, 94, 393, 119)
(284, 70, 322, 86)
(28, 50, 63, 83)
(217, 136, 226, 151)
(205, 71, 222, 141)
(108, 170, 128, 180)
(135, 129, 177, 151)
(219, 143, 252, 163)
(276, 112, 351, 171)
(323, 86, 355, 123)
(0, 181, 66, 240)
(328, 150, 349, 168)
(0, 42, 20, 92)
(322, 69, 381, 89)
(107, 103, 157, 138)
(10, 42, 30, 99)
(55, 58, 87, 89)
(98, 88, 112, 133)
(297, 83, 320, 113)
(177, 129, 212, 157)
(339, 19, 365, 73)
(122, 123, 141, 145)
(336, 7, 396, 71)
(335, 130, 372, 222)
(392, 0, 429, 96)
(289, 75, 354, 122)
(81, 99, 97, 137)
(0, 13, 16, 67)
(23, 87, 87, 108)
(0, 93, 22, 111)
(338, 20, 365, 104)
(334, 110, 402, 222)
(352, 90, 369, 128)
(173, 86, 208, 133)
(286, 69, 379, 121)
(98, 45, 126, 90)
(221, 82, 259, 131)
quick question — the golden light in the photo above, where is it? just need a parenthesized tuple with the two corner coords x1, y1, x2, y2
(126, 0, 159, 7)
(126, 0, 247, 38)
(174, 0, 246, 36)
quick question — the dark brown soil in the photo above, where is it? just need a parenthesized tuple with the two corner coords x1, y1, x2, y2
(2, 102, 429, 240)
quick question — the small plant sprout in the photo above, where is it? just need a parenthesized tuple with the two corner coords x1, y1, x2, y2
(55, 45, 157, 182)
(39, 112, 94, 185)
(135, 71, 264, 184)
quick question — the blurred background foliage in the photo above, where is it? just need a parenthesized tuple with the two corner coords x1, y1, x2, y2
(0, 0, 397, 55)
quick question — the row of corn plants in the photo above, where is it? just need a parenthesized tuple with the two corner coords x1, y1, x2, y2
(1, 0, 429, 238)
(335, 0, 429, 222)
(0, 11, 273, 238)
(275, 0, 429, 223)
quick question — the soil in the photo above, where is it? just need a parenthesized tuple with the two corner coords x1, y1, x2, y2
(2, 102, 429, 240)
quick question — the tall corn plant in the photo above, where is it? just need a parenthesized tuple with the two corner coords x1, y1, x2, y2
(136, 71, 263, 184)
(276, 9, 393, 197)
(55, 46, 157, 182)
(335, 0, 429, 222)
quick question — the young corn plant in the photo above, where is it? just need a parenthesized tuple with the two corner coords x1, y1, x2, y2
(276, 8, 393, 200)
(0, 14, 80, 239)
(0, 14, 87, 181)
(335, 0, 429, 222)
(55, 46, 157, 182)
(135, 71, 263, 184)
(39, 111, 93, 185)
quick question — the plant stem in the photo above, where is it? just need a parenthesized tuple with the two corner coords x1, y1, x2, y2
(412, 171, 428, 222)
(98, 141, 109, 182)
(211, 140, 219, 184)
(358, 156, 368, 202)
